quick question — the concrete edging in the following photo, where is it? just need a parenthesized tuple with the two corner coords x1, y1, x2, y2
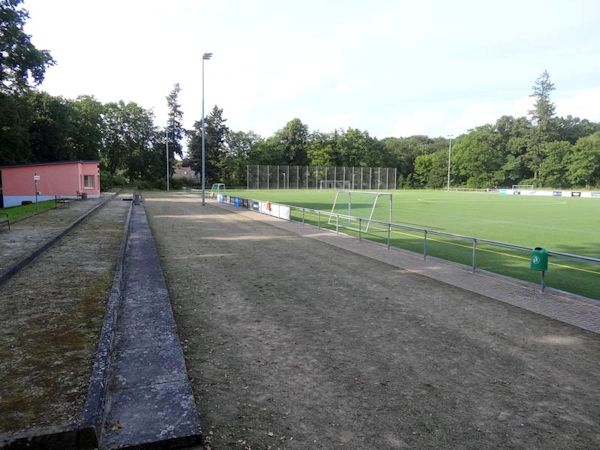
(0, 194, 117, 287)
(79, 199, 134, 438)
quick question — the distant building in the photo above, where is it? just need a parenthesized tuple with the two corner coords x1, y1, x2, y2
(0, 161, 100, 207)
(173, 167, 198, 181)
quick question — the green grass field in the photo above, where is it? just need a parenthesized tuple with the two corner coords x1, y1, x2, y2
(1, 200, 57, 222)
(226, 189, 600, 299)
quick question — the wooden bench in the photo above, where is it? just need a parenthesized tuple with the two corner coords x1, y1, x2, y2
(0, 213, 9, 230)
(55, 197, 71, 208)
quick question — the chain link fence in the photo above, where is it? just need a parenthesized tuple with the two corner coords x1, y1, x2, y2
(246, 165, 397, 190)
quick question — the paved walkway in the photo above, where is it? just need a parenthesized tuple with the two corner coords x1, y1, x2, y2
(216, 200, 600, 334)
(98, 203, 201, 449)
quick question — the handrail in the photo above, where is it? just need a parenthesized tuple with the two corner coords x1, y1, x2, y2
(221, 194, 600, 266)
(284, 204, 600, 265)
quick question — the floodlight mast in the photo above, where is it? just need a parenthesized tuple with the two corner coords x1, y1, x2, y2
(447, 135, 453, 191)
(201, 52, 212, 206)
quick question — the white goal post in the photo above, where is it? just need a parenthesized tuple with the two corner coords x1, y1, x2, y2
(328, 191, 392, 232)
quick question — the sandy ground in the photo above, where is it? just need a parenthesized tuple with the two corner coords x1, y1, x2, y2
(0, 198, 105, 272)
(0, 197, 130, 434)
(144, 192, 600, 450)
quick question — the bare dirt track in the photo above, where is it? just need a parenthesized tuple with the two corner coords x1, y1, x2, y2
(145, 192, 600, 450)
(0, 197, 129, 434)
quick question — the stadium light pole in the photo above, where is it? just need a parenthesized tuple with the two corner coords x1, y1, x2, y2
(165, 126, 169, 191)
(201, 52, 212, 206)
(447, 135, 453, 192)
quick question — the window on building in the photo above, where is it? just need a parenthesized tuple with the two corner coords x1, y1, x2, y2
(84, 175, 95, 188)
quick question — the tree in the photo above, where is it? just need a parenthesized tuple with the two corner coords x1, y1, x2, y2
(452, 126, 505, 188)
(71, 95, 104, 160)
(0, 0, 54, 92)
(164, 83, 184, 178)
(0, 90, 32, 164)
(222, 130, 262, 186)
(27, 91, 77, 162)
(529, 70, 556, 133)
(566, 132, 600, 187)
(539, 141, 572, 187)
(187, 106, 229, 185)
(100, 100, 156, 179)
(527, 70, 557, 179)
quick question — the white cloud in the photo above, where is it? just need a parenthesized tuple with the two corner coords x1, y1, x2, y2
(556, 87, 600, 121)
(393, 111, 445, 137)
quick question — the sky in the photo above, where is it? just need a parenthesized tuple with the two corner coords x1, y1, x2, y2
(23, 0, 600, 140)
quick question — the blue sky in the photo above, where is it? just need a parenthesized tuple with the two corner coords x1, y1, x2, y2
(24, 0, 600, 139)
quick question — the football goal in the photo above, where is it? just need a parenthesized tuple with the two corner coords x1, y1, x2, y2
(512, 184, 534, 191)
(319, 179, 352, 190)
(210, 183, 226, 198)
(328, 191, 392, 233)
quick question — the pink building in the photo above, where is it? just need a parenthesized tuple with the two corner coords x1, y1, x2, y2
(0, 161, 100, 208)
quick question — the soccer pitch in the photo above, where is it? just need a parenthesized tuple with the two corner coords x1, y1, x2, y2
(226, 189, 600, 299)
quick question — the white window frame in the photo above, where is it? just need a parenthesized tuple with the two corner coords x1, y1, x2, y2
(83, 175, 95, 189)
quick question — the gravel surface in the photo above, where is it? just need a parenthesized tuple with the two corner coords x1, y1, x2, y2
(145, 192, 600, 450)
(0, 197, 130, 434)
(0, 198, 105, 272)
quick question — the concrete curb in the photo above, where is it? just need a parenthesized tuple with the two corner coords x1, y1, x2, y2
(0, 425, 97, 450)
(79, 199, 134, 437)
(0, 194, 116, 287)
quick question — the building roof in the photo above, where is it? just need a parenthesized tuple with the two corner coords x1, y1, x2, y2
(0, 160, 100, 169)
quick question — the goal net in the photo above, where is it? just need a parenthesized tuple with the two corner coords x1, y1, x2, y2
(319, 179, 352, 190)
(328, 191, 392, 233)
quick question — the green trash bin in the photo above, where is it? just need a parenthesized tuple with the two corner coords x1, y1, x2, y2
(530, 247, 548, 271)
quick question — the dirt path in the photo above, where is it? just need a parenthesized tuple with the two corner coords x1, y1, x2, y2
(0, 198, 130, 434)
(145, 192, 600, 450)
(0, 197, 106, 272)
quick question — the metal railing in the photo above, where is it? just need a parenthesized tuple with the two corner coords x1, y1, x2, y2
(223, 195, 600, 299)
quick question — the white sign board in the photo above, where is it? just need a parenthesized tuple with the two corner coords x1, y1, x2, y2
(33, 175, 40, 181)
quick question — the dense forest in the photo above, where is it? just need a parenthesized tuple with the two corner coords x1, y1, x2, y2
(2, 0, 600, 190)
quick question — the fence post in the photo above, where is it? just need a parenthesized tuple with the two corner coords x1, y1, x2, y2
(302, 208, 305, 224)
(387, 223, 391, 250)
(359, 218, 362, 241)
(424, 230, 428, 260)
(318, 210, 321, 229)
(472, 239, 477, 273)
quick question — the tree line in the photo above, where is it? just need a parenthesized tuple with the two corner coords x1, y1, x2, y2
(2, 0, 600, 190)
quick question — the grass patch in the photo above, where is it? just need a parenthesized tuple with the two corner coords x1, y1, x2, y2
(1, 200, 57, 222)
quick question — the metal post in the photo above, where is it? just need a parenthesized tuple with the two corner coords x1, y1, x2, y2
(472, 239, 477, 273)
(343, 166, 346, 188)
(302, 208, 305, 224)
(447, 135, 453, 191)
(246, 166, 249, 190)
(297, 166, 299, 189)
(201, 52, 212, 206)
(277, 165, 279, 189)
(394, 167, 397, 190)
(369, 167, 372, 190)
(361, 167, 363, 190)
(317, 210, 321, 229)
(336, 214, 339, 234)
(424, 230, 428, 259)
(267, 165, 270, 189)
(165, 127, 169, 191)
(34, 173, 39, 212)
(257, 165, 259, 189)
(359, 218, 362, 240)
(387, 223, 391, 250)
(352, 167, 355, 190)
(541, 271, 546, 292)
